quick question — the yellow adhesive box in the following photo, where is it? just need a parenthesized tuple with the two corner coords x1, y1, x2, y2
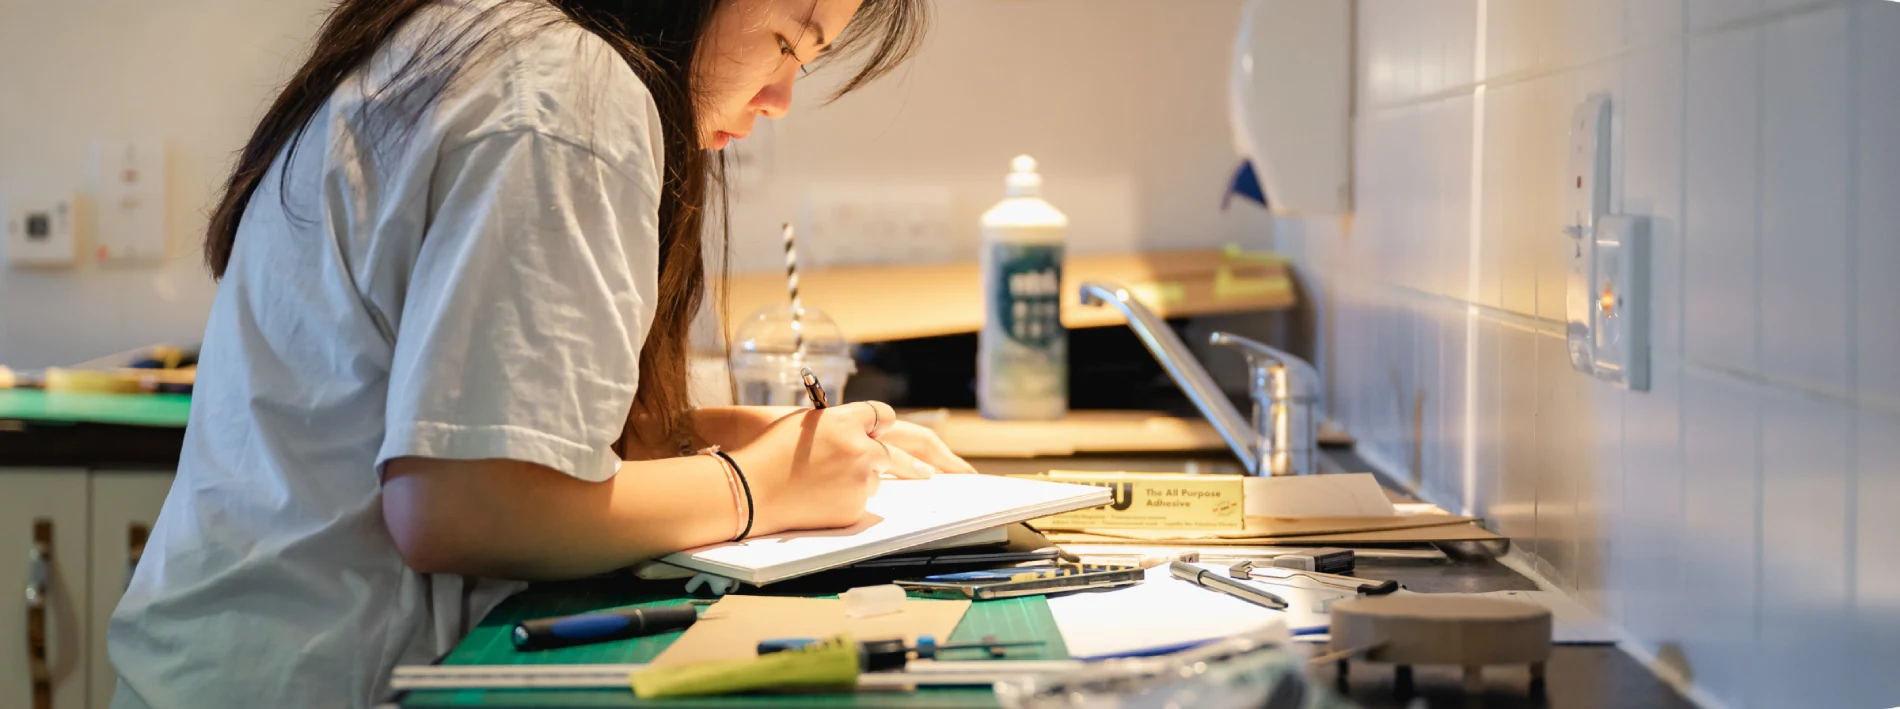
(1016, 471, 1245, 531)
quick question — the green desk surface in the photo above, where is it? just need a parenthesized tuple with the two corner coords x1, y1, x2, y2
(0, 389, 191, 428)
(398, 583, 1071, 709)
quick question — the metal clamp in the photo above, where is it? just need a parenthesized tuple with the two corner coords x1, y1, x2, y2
(27, 519, 53, 709)
(127, 523, 150, 593)
(1228, 560, 1399, 596)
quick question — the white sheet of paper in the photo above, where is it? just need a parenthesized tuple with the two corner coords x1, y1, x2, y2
(1243, 473, 1398, 517)
(662, 474, 1107, 584)
(1046, 565, 1302, 660)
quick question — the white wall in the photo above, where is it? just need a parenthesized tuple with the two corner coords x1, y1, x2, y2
(0, 0, 331, 368)
(1285, 1, 1900, 707)
(0, 0, 1272, 368)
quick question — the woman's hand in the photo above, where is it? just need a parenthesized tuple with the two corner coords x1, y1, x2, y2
(873, 420, 979, 476)
(696, 405, 977, 479)
(727, 401, 953, 535)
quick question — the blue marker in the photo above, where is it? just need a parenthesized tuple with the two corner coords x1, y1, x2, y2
(512, 605, 699, 651)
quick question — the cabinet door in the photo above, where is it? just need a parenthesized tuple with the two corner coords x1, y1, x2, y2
(0, 470, 91, 709)
(86, 472, 175, 709)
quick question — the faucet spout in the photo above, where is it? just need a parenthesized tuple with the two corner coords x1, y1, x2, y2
(1076, 281, 1260, 474)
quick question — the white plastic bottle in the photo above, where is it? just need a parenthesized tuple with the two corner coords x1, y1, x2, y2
(978, 155, 1069, 420)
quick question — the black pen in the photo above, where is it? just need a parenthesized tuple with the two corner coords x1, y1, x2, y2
(1170, 560, 1288, 610)
(800, 367, 830, 409)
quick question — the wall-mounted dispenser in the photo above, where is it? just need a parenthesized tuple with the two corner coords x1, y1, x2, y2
(1563, 95, 1650, 391)
(1227, 0, 1352, 215)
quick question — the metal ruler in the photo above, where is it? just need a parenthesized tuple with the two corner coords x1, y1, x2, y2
(389, 660, 1085, 691)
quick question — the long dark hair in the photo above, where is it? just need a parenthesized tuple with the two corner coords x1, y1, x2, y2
(203, 0, 927, 455)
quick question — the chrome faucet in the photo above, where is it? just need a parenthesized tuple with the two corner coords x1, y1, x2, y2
(1078, 281, 1321, 476)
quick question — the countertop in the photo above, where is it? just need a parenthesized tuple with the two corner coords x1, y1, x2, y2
(0, 394, 1697, 708)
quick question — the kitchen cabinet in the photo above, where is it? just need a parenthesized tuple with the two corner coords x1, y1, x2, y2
(0, 469, 175, 709)
(85, 472, 173, 709)
(0, 469, 91, 709)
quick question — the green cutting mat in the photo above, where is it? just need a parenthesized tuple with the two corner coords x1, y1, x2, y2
(399, 584, 1070, 708)
(0, 390, 191, 427)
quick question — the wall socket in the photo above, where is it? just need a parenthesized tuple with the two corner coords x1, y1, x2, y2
(799, 185, 959, 267)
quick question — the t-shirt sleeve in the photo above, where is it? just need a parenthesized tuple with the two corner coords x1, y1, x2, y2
(376, 128, 660, 483)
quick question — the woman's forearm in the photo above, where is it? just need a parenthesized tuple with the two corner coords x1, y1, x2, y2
(381, 455, 743, 581)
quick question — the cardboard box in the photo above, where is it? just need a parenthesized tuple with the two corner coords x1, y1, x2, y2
(1016, 471, 1246, 531)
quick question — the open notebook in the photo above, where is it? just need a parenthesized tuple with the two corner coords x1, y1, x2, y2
(660, 474, 1110, 585)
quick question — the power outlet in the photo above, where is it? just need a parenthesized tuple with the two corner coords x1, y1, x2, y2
(1590, 215, 1649, 390)
(799, 186, 958, 267)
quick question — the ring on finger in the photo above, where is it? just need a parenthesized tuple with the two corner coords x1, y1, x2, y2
(864, 401, 883, 436)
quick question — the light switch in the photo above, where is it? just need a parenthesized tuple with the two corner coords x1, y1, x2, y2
(92, 139, 169, 265)
(1591, 215, 1649, 390)
(4, 195, 79, 269)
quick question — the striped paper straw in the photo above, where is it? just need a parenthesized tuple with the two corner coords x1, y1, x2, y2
(783, 222, 803, 353)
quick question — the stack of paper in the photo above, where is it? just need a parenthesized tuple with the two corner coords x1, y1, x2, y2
(659, 473, 1109, 586)
(1044, 565, 1302, 660)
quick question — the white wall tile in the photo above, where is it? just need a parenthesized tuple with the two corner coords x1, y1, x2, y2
(1530, 74, 1571, 325)
(1438, 310, 1472, 510)
(1689, 0, 1763, 31)
(1761, 0, 1834, 16)
(1492, 79, 1541, 315)
(1620, 356, 1685, 649)
(1440, 96, 1477, 300)
(1679, 368, 1761, 707)
(1440, 0, 1479, 92)
(1415, 307, 1447, 494)
(1760, 8, 1851, 392)
(1320, 0, 1886, 704)
(1755, 389, 1852, 708)
(1486, 0, 1538, 79)
(1552, 0, 1627, 66)
(1575, 373, 1623, 613)
(1857, 3, 1900, 405)
(1385, 0, 1423, 105)
(1854, 407, 1900, 709)
(1477, 86, 1506, 309)
(1627, 0, 1686, 49)
(1474, 316, 1505, 518)
(1535, 329, 1582, 586)
(1685, 28, 1762, 373)
(1620, 46, 1687, 356)
(1498, 321, 1542, 546)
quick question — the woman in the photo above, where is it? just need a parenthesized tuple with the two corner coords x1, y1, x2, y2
(107, 0, 965, 705)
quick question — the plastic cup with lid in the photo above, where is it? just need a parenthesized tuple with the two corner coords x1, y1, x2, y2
(729, 303, 856, 407)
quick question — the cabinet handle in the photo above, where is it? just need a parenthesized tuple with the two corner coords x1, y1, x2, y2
(126, 523, 150, 592)
(26, 519, 52, 709)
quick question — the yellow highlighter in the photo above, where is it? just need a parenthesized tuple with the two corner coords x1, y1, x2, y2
(631, 634, 862, 699)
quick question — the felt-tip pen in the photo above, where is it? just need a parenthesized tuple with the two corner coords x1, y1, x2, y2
(512, 604, 699, 651)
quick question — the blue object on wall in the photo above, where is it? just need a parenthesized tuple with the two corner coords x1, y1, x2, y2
(1223, 160, 1269, 211)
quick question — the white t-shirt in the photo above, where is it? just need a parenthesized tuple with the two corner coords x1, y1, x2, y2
(107, 2, 663, 706)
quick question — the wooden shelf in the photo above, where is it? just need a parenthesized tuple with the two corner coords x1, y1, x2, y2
(718, 248, 1296, 344)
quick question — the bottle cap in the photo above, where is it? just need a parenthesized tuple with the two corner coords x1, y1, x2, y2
(1005, 155, 1042, 198)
